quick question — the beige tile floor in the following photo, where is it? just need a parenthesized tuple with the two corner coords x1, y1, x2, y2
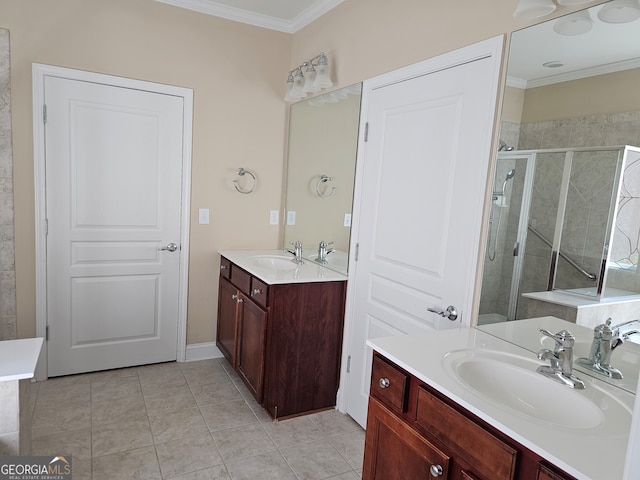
(29, 358, 365, 480)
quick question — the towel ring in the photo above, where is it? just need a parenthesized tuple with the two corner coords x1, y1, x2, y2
(233, 168, 257, 194)
(315, 175, 336, 199)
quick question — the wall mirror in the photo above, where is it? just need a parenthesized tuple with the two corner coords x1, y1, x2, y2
(283, 83, 362, 275)
(476, 3, 640, 393)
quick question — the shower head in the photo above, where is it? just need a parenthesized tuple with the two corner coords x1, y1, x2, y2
(497, 168, 516, 198)
(499, 140, 515, 151)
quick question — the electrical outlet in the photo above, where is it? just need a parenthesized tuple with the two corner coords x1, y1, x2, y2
(198, 208, 210, 225)
(344, 213, 352, 227)
(269, 210, 279, 225)
(287, 211, 296, 225)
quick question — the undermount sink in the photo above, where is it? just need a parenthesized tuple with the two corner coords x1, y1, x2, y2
(442, 349, 631, 430)
(251, 255, 299, 271)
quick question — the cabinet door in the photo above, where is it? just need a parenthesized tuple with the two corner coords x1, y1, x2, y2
(363, 397, 450, 480)
(217, 277, 239, 367)
(237, 293, 267, 402)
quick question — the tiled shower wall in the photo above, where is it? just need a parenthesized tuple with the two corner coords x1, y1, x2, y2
(481, 112, 640, 317)
(0, 29, 16, 340)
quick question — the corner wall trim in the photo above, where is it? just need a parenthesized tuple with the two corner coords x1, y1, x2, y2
(184, 342, 223, 362)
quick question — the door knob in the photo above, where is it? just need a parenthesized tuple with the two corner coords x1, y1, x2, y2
(159, 243, 178, 252)
(427, 305, 458, 321)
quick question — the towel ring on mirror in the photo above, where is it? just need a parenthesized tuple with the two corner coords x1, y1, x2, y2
(315, 175, 336, 199)
(233, 168, 257, 194)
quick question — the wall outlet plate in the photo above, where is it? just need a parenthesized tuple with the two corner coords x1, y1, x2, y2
(270, 210, 279, 225)
(287, 211, 296, 225)
(198, 208, 210, 224)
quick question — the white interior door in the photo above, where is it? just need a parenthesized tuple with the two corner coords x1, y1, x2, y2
(44, 75, 185, 377)
(342, 38, 503, 427)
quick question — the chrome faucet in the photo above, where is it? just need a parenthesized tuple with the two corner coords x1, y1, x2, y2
(537, 329, 585, 389)
(286, 241, 304, 265)
(315, 241, 335, 264)
(577, 318, 640, 380)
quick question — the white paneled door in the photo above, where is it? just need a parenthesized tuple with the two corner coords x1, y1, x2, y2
(43, 74, 186, 377)
(343, 38, 503, 427)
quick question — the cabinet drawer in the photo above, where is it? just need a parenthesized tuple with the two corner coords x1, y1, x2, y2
(371, 354, 409, 413)
(250, 277, 268, 308)
(220, 257, 231, 280)
(537, 463, 574, 480)
(416, 386, 517, 480)
(230, 264, 251, 295)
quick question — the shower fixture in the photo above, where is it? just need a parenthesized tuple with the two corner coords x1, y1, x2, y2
(499, 140, 515, 152)
(488, 168, 516, 261)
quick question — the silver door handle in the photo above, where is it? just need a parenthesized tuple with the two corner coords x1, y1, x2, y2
(159, 243, 178, 252)
(428, 305, 458, 321)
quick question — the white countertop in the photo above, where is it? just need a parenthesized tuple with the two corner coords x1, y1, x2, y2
(368, 327, 634, 480)
(0, 337, 43, 381)
(219, 249, 348, 285)
(523, 290, 640, 308)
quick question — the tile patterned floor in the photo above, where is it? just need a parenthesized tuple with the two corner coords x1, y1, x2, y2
(29, 358, 365, 480)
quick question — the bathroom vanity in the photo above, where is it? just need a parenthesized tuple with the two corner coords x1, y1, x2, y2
(364, 328, 634, 480)
(217, 250, 347, 419)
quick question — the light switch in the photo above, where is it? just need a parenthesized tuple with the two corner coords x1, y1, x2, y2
(287, 211, 296, 225)
(344, 213, 352, 227)
(270, 210, 279, 225)
(198, 208, 210, 225)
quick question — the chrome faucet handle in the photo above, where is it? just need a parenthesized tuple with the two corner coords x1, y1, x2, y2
(316, 240, 335, 263)
(539, 328, 576, 350)
(287, 241, 304, 264)
(537, 328, 585, 389)
(576, 318, 625, 379)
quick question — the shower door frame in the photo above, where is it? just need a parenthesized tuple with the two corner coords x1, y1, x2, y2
(495, 151, 536, 321)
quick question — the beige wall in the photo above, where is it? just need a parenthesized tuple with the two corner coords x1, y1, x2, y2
(502, 85, 525, 124)
(1, 0, 607, 345)
(522, 67, 640, 122)
(1, 0, 290, 343)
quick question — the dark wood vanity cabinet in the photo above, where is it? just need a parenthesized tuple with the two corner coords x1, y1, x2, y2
(364, 354, 576, 480)
(216, 255, 347, 419)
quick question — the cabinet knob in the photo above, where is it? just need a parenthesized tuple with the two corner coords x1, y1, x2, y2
(231, 294, 243, 304)
(252, 288, 263, 295)
(430, 464, 443, 477)
(220, 265, 227, 270)
(379, 377, 390, 389)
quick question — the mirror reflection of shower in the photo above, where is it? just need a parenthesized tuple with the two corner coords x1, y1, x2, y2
(499, 139, 515, 152)
(487, 168, 516, 261)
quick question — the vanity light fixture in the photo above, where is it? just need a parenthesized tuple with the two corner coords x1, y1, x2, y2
(513, 0, 592, 19)
(597, 0, 640, 23)
(284, 52, 333, 103)
(513, 0, 556, 19)
(553, 8, 593, 35)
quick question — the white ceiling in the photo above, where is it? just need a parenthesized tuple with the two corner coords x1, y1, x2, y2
(508, 4, 640, 88)
(155, 0, 344, 33)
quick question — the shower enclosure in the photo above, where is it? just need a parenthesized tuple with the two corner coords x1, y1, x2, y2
(478, 145, 640, 325)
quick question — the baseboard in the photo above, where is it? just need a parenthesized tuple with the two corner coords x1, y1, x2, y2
(184, 342, 223, 362)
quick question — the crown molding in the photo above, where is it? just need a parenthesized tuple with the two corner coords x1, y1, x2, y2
(507, 57, 640, 89)
(155, 0, 343, 33)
